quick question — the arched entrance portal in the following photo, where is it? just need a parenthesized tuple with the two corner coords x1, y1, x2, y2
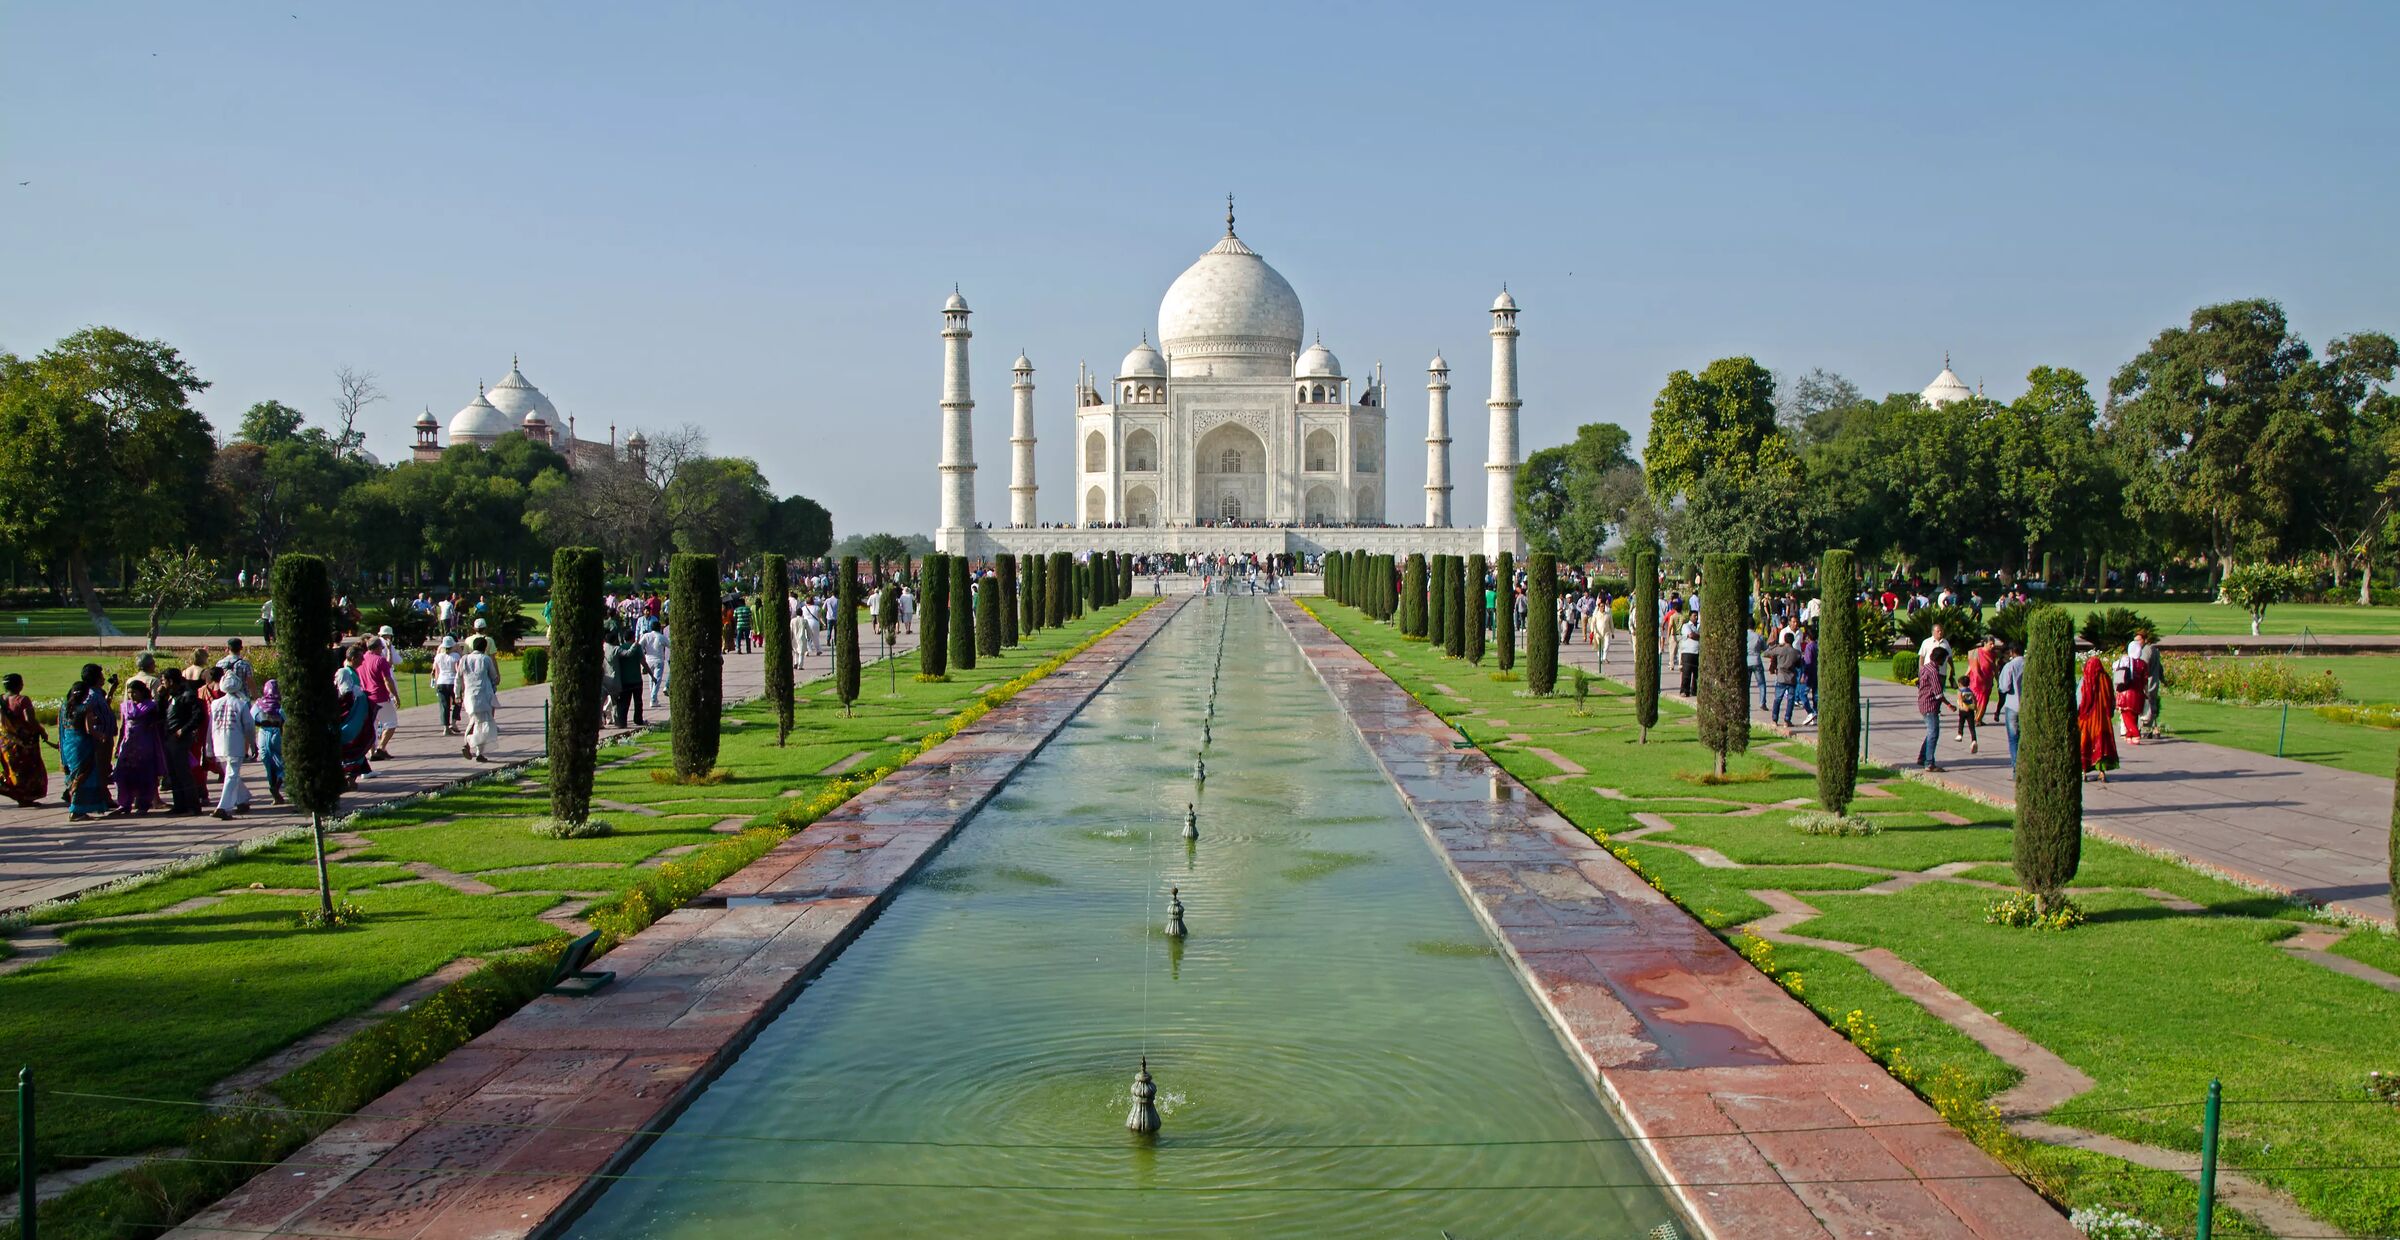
(1192, 422, 1267, 524)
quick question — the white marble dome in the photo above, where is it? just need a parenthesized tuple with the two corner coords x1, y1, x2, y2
(1117, 335, 1167, 379)
(1922, 361, 1972, 407)
(1428, 351, 1449, 373)
(484, 361, 559, 426)
(447, 387, 514, 442)
(1157, 227, 1303, 378)
(1295, 338, 1342, 378)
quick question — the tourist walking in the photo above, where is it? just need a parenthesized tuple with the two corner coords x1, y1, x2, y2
(433, 635, 462, 734)
(639, 621, 670, 707)
(361, 629, 400, 759)
(1595, 598, 1615, 664)
(459, 635, 501, 762)
(1676, 617, 1700, 697)
(258, 597, 275, 646)
(1764, 632, 1803, 726)
(161, 673, 207, 814)
(210, 675, 255, 820)
(2140, 644, 2167, 739)
(2076, 654, 2120, 783)
(609, 625, 645, 728)
(0, 673, 50, 808)
(253, 680, 285, 804)
(2111, 643, 2146, 745)
(334, 645, 376, 787)
(111, 679, 168, 816)
(1991, 642, 2026, 766)
(60, 666, 115, 821)
(1916, 646, 1958, 772)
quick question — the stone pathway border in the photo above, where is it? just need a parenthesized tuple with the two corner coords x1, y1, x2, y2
(1273, 599, 2074, 1240)
(166, 597, 1184, 1240)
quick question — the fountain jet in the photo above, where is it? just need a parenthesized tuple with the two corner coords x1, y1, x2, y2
(1166, 886, 1187, 938)
(1182, 804, 1198, 841)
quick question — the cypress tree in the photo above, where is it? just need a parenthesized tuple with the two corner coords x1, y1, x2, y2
(877, 568, 899, 646)
(1698, 553, 1752, 776)
(997, 554, 1020, 647)
(669, 552, 722, 778)
(976, 565, 1001, 657)
(920, 551, 950, 678)
(1403, 553, 1427, 637)
(1103, 551, 1119, 606)
(1326, 550, 1341, 602)
(1039, 552, 1059, 627)
(1429, 556, 1450, 649)
(1445, 555, 1468, 659)
(760, 554, 794, 746)
(1816, 549, 1861, 813)
(1118, 552, 1134, 601)
(2014, 607, 2082, 911)
(836, 556, 862, 715)
(1488, 550, 1513, 661)
(1075, 559, 1089, 617)
(548, 546, 605, 821)
(1020, 551, 1041, 635)
(1465, 553, 1487, 664)
(1527, 552, 1557, 694)
(949, 554, 976, 671)
(273, 554, 344, 923)
(1633, 548, 1661, 741)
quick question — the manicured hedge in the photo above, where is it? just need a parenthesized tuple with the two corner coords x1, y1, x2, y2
(669, 552, 722, 777)
(1632, 549, 1659, 739)
(1494, 550, 1515, 671)
(2014, 606, 2082, 909)
(1816, 549, 1859, 813)
(548, 545, 605, 821)
(1697, 553, 1750, 775)
(1527, 552, 1557, 694)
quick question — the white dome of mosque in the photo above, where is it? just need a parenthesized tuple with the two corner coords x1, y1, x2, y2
(1157, 201, 1304, 377)
(1921, 357, 1973, 407)
(1117, 335, 1167, 379)
(447, 387, 514, 442)
(484, 359, 560, 425)
(413, 408, 438, 429)
(1295, 338, 1342, 378)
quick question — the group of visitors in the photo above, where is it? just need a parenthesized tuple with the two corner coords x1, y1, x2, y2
(7, 641, 280, 822)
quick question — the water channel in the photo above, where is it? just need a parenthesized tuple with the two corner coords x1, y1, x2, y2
(566, 596, 1680, 1237)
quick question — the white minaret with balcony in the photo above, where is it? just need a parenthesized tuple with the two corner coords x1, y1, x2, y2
(937, 288, 977, 553)
(1424, 351, 1453, 527)
(1483, 287, 1522, 557)
(1008, 352, 1037, 528)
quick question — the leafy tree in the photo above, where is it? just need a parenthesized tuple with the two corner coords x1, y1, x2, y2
(761, 554, 794, 745)
(131, 545, 222, 652)
(272, 554, 344, 923)
(237, 399, 310, 445)
(921, 551, 950, 678)
(1632, 549, 1660, 741)
(1697, 554, 1751, 776)
(1515, 423, 1636, 560)
(1527, 552, 1558, 695)
(836, 557, 861, 715)
(2302, 332, 2400, 600)
(2014, 607, 2082, 913)
(666, 456, 774, 562)
(1646, 358, 1803, 565)
(1777, 367, 1865, 445)
(2218, 563, 2312, 635)
(2106, 300, 2345, 579)
(1594, 464, 1665, 560)
(669, 553, 722, 777)
(213, 416, 365, 571)
(763, 494, 835, 560)
(1494, 551, 1515, 671)
(1816, 549, 1860, 813)
(547, 547, 605, 824)
(834, 531, 928, 561)
(0, 328, 217, 627)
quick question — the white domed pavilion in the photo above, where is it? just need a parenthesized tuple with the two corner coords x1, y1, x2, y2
(409, 357, 627, 470)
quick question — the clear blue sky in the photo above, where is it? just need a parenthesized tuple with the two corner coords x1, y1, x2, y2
(6, 2, 2396, 538)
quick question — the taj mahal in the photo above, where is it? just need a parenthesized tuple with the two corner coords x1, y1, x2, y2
(936, 201, 1519, 561)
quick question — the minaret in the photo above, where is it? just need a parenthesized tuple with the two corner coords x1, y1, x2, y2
(937, 287, 976, 553)
(1484, 287, 1522, 557)
(1009, 352, 1038, 527)
(1424, 352, 1453, 527)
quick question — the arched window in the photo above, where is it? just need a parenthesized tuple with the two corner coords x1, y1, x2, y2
(1311, 384, 1326, 404)
(1219, 494, 1241, 522)
(1296, 385, 1308, 403)
(1304, 429, 1336, 472)
(1121, 384, 1133, 402)
(1125, 428, 1157, 472)
(1085, 430, 1106, 472)
(1219, 448, 1243, 474)
(1134, 384, 1149, 402)
(1085, 485, 1107, 524)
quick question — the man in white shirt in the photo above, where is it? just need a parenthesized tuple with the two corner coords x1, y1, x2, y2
(638, 622, 670, 706)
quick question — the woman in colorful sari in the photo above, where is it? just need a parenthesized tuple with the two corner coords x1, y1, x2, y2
(334, 644, 376, 788)
(2075, 653, 2120, 784)
(252, 680, 286, 804)
(1, 673, 52, 807)
(59, 664, 116, 820)
(112, 679, 170, 815)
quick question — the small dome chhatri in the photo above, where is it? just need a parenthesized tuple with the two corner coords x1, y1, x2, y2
(1295, 335, 1342, 379)
(944, 286, 970, 313)
(1491, 286, 1518, 313)
(1428, 351, 1449, 374)
(1118, 333, 1167, 380)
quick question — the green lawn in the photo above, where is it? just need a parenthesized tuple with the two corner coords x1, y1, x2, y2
(1306, 599, 2400, 1240)
(0, 599, 1150, 1233)
(2153, 654, 2400, 777)
(2117, 600, 2400, 637)
(0, 599, 553, 641)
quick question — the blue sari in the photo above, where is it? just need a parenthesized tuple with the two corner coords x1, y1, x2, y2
(60, 688, 115, 815)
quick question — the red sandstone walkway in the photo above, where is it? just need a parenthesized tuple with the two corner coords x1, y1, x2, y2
(0, 634, 915, 913)
(166, 598, 1183, 1240)
(1557, 637, 2395, 925)
(1275, 600, 2073, 1239)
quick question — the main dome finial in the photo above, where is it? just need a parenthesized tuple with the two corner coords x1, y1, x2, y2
(1226, 193, 1236, 237)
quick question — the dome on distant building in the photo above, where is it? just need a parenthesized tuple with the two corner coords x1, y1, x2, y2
(447, 385, 514, 442)
(1295, 337, 1342, 378)
(1491, 287, 1518, 312)
(945, 288, 969, 312)
(1117, 334, 1167, 379)
(1922, 356, 1973, 407)
(484, 358, 560, 426)
(413, 408, 438, 429)
(1013, 351, 1034, 372)
(1157, 200, 1304, 378)
(1428, 351, 1449, 373)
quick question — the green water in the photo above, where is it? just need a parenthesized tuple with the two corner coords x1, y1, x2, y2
(566, 597, 1680, 1238)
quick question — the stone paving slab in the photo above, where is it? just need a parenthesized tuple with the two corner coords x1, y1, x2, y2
(166, 598, 1182, 1240)
(1559, 637, 2395, 925)
(1275, 599, 2074, 1239)
(0, 634, 915, 914)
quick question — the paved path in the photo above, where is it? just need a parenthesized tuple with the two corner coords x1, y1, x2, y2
(1550, 635, 2394, 925)
(0, 633, 916, 913)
